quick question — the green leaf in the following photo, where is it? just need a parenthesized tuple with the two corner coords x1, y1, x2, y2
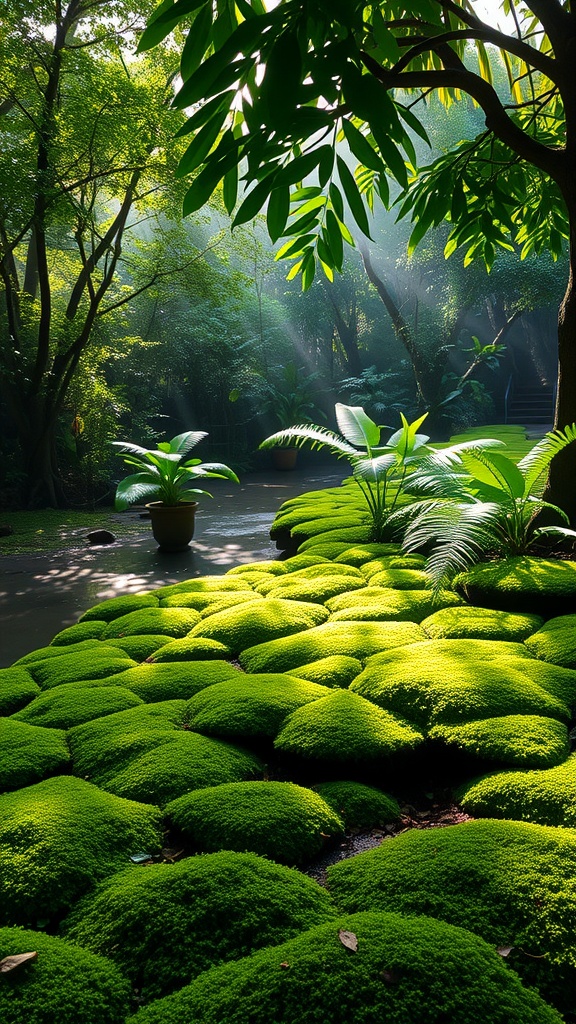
(138, 0, 206, 52)
(396, 103, 431, 145)
(342, 120, 387, 175)
(176, 107, 229, 177)
(274, 150, 323, 189)
(175, 16, 267, 107)
(325, 210, 344, 270)
(223, 164, 238, 214)
(182, 145, 239, 215)
(175, 92, 234, 138)
(335, 404, 380, 448)
(180, 4, 214, 78)
(259, 31, 302, 128)
(329, 182, 344, 221)
(233, 174, 277, 227)
(369, 122, 408, 189)
(267, 186, 290, 242)
(336, 155, 371, 238)
(301, 248, 316, 290)
(275, 233, 317, 260)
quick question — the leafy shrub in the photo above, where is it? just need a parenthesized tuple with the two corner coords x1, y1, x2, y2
(421, 606, 543, 641)
(27, 649, 136, 689)
(453, 557, 576, 614)
(274, 689, 424, 762)
(0, 775, 162, 924)
(0, 718, 70, 789)
(458, 753, 576, 827)
(429, 715, 570, 769)
(189, 598, 329, 653)
(102, 607, 201, 638)
(166, 781, 344, 864)
(239, 621, 426, 674)
(106, 661, 240, 702)
(146, 637, 232, 661)
(62, 851, 336, 1002)
(327, 818, 576, 1011)
(0, 926, 131, 1024)
(79, 593, 159, 622)
(0, 666, 40, 715)
(326, 587, 462, 623)
(288, 656, 362, 688)
(524, 614, 576, 667)
(187, 675, 331, 740)
(12, 684, 143, 729)
(124, 911, 562, 1024)
(313, 781, 401, 828)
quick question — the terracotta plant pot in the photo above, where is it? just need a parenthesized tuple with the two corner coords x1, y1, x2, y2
(145, 501, 198, 552)
(271, 448, 298, 471)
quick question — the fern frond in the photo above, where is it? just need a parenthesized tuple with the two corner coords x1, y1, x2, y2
(518, 424, 576, 495)
(259, 424, 357, 458)
(401, 499, 502, 591)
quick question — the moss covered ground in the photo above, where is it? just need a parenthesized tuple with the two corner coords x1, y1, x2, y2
(3, 425, 576, 1022)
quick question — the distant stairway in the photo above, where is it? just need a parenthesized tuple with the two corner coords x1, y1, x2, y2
(505, 381, 555, 426)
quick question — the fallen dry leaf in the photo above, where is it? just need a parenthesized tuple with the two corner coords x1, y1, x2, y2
(0, 951, 38, 973)
(338, 929, 358, 952)
(496, 946, 514, 958)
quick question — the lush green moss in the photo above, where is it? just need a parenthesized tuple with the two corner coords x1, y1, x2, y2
(189, 598, 329, 653)
(79, 592, 159, 622)
(313, 781, 401, 828)
(326, 587, 462, 623)
(258, 562, 365, 589)
(298, 526, 374, 549)
(240, 621, 427, 674)
(525, 614, 576, 667)
(124, 911, 562, 1024)
(12, 684, 144, 729)
(365, 567, 431, 589)
(166, 781, 344, 864)
(68, 700, 188, 783)
(103, 634, 173, 661)
(187, 674, 331, 740)
(421, 606, 543, 641)
(146, 636, 232, 661)
(102, 607, 201, 638)
(62, 851, 335, 1002)
(294, 541, 362, 559)
(271, 507, 366, 537)
(454, 557, 576, 613)
(0, 775, 162, 924)
(100, 731, 263, 805)
(458, 753, 576, 827)
(0, 718, 70, 789)
(12, 639, 105, 666)
(274, 689, 424, 762)
(160, 589, 263, 610)
(280, 553, 333, 570)
(153, 577, 253, 599)
(28, 648, 136, 689)
(332, 544, 406, 567)
(0, 927, 131, 1024)
(227, 559, 290, 575)
(429, 714, 570, 768)
(351, 639, 575, 729)
(105, 661, 240, 702)
(257, 576, 366, 604)
(288, 655, 362, 688)
(0, 666, 40, 715)
(327, 818, 576, 1010)
(50, 620, 108, 644)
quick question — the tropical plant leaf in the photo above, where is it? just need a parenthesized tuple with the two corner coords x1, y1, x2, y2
(517, 424, 576, 495)
(334, 403, 380, 448)
(169, 430, 208, 455)
(259, 423, 358, 458)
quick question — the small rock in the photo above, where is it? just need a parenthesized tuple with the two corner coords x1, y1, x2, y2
(86, 529, 116, 545)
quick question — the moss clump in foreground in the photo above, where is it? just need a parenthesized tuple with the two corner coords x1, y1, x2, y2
(166, 781, 344, 865)
(79, 592, 159, 622)
(49, 620, 108, 644)
(454, 557, 576, 614)
(274, 689, 424, 762)
(313, 781, 401, 829)
(189, 597, 329, 654)
(421, 605, 543, 641)
(429, 714, 570, 769)
(0, 926, 131, 1024)
(61, 851, 336, 1002)
(326, 818, 576, 1011)
(0, 775, 162, 924)
(524, 614, 576, 668)
(0, 718, 70, 790)
(100, 634, 173, 661)
(105, 661, 240, 702)
(458, 752, 576, 827)
(26, 648, 136, 689)
(287, 655, 362, 688)
(239, 621, 426, 674)
(146, 636, 232, 662)
(102, 607, 201, 638)
(0, 666, 40, 714)
(186, 675, 331, 740)
(326, 587, 461, 623)
(125, 911, 562, 1024)
(12, 683, 144, 729)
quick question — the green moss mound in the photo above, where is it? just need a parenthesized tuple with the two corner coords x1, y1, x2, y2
(333, 544, 406, 566)
(351, 639, 575, 729)
(459, 752, 576, 827)
(187, 675, 331, 740)
(62, 851, 335, 1002)
(362, 567, 431, 589)
(153, 577, 252, 598)
(146, 636, 232, 662)
(280, 553, 333, 570)
(189, 598, 329, 653)
(0, 775, 162, 924)
(105, 661, 240, 702)
(103, 634, 173, 660)
(100, 731, 263, 805)
(257, 563, 365, 590)
(421, 605, 543, 641)
(50, 620, 108, 644)
(327, 818, 576, 1010)
(240, 621, 427, 674)
(294, 541, 360, 559)
(68, 701, 188, 783)
(0, 718, 70, 789)
(274, 689, 424, 762)
(259, 576, 366, 604)
(12, 684, 144, 729)
(0, 666, 40, 715)
(79, 592, 159, 622)
(227, 559, 289, 575)
(288, 655, 362, 688)
(12, 639, 104, 666)
(28, 648, 136, 689)
(298, 525, 373, 549)
(454, 557, 576, 614)
(326, 587, 462, 623)
(124, 910, 562, 1024)
(166, 781, 344, 864)
(429, 715, 570, 768)
(525, 614, 576, 667)
(160, 589, 262, 610)
(0, 926, 131, 1024)
(102, 607, 201, 638)
(314, 781, 401, 828)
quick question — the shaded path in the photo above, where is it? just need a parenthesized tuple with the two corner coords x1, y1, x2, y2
(0, 467, 346, 667)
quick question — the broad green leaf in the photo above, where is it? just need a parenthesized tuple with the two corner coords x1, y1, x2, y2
(341, 120, 386, 174)
(335, 403, 380, 448)
(274, 150, 323, 188)
(267, 186, 290, 242)
(275, 233, 317, 259)
(223, 164, 238, 214)
(325, 210, 344, 270)
(232, 174, 277, 227)
(180, 4, 214, 78)
(329, 182, 344, 221)
(336, 155, 371, 238)
(176, 107, 229, 177)
(138, 0, 205, 52)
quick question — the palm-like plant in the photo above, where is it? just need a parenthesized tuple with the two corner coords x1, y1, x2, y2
(112, 431, 239, 510)
(396, 425, 576, 590)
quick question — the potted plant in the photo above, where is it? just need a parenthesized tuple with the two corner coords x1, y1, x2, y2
(261, 363, 325, 470)
(112, 430, 239, 551)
